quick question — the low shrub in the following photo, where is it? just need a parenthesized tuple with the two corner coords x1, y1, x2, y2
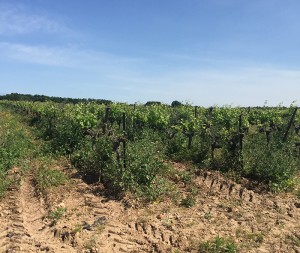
(242, 133, 298, 191)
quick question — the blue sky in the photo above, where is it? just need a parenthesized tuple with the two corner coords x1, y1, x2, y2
(0, 0, 299, 106)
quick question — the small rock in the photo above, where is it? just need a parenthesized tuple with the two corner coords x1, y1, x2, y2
(294, 202, 300, 208)
(156, 214, 164, 220)
(93, 216, 106, 226)
(58, 202, 65, 208)
(82, 222, 92, 231)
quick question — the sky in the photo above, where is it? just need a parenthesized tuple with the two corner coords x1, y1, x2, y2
(0, 0, 299, 106)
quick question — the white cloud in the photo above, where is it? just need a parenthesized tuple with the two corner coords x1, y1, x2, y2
(0, 42, 141, 68)
(0, 42, 70, 66)
(0, 3, 71, 35)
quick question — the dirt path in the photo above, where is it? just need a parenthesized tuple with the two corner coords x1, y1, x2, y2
(0, 173, 77, 253)
(1, 166, 300, 252)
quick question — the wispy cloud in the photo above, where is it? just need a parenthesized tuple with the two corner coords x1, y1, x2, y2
(0, 3, 72, 35)
(0, 42, 143, 71)
(0, 42, 71, 66)
(0, 42, 299, 106)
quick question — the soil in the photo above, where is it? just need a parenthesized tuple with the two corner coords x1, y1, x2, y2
(0, 164, 300, 253)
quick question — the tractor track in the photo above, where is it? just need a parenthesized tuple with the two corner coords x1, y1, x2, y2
(0, 173, 77, 253)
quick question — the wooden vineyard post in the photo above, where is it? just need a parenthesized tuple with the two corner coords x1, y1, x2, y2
(238, 114, 244, 169)
(187, 134, 193, 150)
(102, 107, 110, 134)
(238, 114, 243, 151)
(122, 112, 126, 171)
(283, 107, 298, 142)
(194, 106, 198, 118)
(266, 130, 271, 146)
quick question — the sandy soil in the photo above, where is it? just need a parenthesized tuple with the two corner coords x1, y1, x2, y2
(0, 164, 300, 253)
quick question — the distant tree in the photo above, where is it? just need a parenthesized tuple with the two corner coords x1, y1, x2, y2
(171, 100, 182, 107)
(0, 93, 112, 105)
(144, 101, 162, 106)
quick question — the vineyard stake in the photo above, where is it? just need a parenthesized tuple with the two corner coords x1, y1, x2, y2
(283, 107, 298, 142)
(194, 106, 198, 118)
(238, 114, 244, 169)
(102, 107, 110, 134)
(122, 112, 126, 170)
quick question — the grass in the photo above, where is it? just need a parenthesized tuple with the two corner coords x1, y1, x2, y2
(0, 173, 12, 198)
(180, 193, 196, 208)
(84, 235, 97, 250)
(48, 207, 67, 225)
(36, 164, 68, 191)
(204, 211, 212, 220)
(235, 228, 264, 248)
(285, 233, 300, 247)
(0, 109, 33, 198)
(0, 107, 69, 199)
(198, 236, 238, 253)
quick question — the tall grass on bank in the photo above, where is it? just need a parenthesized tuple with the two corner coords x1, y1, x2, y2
(0, 109, 32, 198)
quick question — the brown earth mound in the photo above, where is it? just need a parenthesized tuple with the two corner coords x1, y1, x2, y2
(0, 164, 299, 253)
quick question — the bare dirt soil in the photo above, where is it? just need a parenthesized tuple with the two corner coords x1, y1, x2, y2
(1, 164, 300, 253)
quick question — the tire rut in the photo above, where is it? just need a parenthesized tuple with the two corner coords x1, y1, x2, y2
(0, 175, 77, 253)
(198, 172, 261, 203)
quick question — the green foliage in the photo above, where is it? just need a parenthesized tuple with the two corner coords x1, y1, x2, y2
(36, 166, 68, 191)
(124, 136, 164, 188)
(2, 100, 299, 199)
(0, 109, 33, 197)
(180, 193, 196, 208)
(48, 207, 67, 224)
(166, 133, 210, 164)
(0, 92, 111, 104)
(199, 236, 238, 253)
(171, 100, 183, 107)
(50, 118, 85, 155)
(179, 170, 193, 184)
(296, 189, 300, 199)
(243, 133, 298, 191)
(0, 126, 31, 171)
(0, 172, 12, 199)
(72, 135, 119, 183)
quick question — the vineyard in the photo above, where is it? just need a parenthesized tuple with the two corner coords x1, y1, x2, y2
(0, 99, 300, 252)
(1, 100, 299, 194)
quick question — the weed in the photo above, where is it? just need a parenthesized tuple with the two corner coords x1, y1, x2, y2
(72, 224, 83, 234)
(36, 166, 67, 191)
(180, 186, 197, 208)
(0, 172, 12, 198)
(180, 193, 196, 208)
(162, 218, 173, 230)
(204, 211, 212, 220)
(84, 235, 97, 250)
(0, 109, 32, 197)
(246, 232, 264, 244)
(179, 170, 193, 184)
(48, 207, 67, 225)
(94, 223, 105, 234)
(235, 229, 264, 247)
(137, 177, 180, 203)
(199, 236, 238, 253)
(285, 233, 300, 247)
